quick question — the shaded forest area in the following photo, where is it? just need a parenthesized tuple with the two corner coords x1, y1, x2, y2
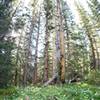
(0, 0, 100, 99)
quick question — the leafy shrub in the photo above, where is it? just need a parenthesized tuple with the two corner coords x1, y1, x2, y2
(0, 84, 100, 100)
(86, 70, 100, 86)
(0, 41, 15, 88)
(0, 87, 17, 95)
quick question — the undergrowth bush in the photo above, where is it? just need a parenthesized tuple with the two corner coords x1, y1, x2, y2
(0, 84, 100, 100)
(86, 70, 100, 86)
(0, 87, 17, 95)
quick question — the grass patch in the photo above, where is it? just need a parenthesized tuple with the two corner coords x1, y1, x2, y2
(0, 83, 100, 100)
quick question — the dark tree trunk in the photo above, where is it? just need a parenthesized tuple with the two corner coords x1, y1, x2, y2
(33, 13, 41, 84)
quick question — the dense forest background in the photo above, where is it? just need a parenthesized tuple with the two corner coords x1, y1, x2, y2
(0, 0, 100, 99)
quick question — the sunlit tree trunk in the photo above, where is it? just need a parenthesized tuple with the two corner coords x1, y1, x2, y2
(93, 38, 100, 69)
(56, 0, 65, 83)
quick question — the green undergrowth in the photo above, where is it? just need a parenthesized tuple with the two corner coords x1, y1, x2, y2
(0, 83, 100, 100)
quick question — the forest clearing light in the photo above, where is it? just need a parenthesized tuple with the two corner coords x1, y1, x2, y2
(19, 0, 100, 24)
(66, 0, 89, 24)
(21, 0, 100, 24)
(23, 0, 88, 24)
(23, 0, 30, 6)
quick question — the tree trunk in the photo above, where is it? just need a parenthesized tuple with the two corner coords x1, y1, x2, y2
(44, 16, 49, 82)
(43, 1, 50, 82)
(14, 30, 23, 86)
(33, 13, 41, 84)
(88, 35, 96, 69)
(55, 0, 65, 83)
(93, 38, 100, 69)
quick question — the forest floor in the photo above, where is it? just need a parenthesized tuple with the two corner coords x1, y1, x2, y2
(0, 83, 100, 100)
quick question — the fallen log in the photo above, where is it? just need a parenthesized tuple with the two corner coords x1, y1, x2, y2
(44, 74, 58, 86)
